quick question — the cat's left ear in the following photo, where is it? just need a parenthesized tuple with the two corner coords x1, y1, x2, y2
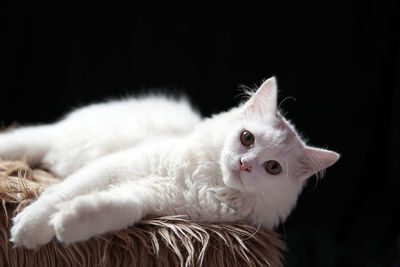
(243, 77, 277, 115)
(300, 147, 340, 179)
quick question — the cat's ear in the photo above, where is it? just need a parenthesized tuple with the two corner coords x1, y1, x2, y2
(300, 147, 340, 179)
(243, 77, 278, 115)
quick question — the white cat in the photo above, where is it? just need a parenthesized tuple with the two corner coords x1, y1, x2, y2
(1, 77, 339, 249)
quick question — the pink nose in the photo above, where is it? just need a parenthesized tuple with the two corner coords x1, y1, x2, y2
(240, 160, 252, 172)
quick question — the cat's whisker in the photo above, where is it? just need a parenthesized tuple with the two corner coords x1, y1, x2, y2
(242, 223, 261, 241)
(278, 96, 297, 111)
(284, 159, 289, 179)
(312, 176, 319, 190)
(235, 85, 254, 100)
(280, 221, 287, 242)
(283, 143, 297, 153)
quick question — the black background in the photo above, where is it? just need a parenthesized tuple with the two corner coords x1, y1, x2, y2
(2, 3, 399, 266)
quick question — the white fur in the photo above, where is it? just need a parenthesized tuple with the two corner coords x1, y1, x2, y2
(2, 77, 340, 249)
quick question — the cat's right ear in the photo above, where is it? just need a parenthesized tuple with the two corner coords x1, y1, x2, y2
(242, 77, 278, 116)
(300, 147, 340, 179)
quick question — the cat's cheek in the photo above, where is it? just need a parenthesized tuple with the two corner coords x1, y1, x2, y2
(221, 165, 244, 191)
(220, 151, 245, 191)
(221, 147, 242, 174)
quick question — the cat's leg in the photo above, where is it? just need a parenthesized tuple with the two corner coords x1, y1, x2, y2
(0, 125, 55, 165)
(10, 173, 118, 248)
(49, 181, 153, 244)
(9, 193, 58, 249)
(10, 148, 145, 248)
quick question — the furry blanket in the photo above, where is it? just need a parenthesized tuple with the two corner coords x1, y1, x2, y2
(0, 160, 284, 267)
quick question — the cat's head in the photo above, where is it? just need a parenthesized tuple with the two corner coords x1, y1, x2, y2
(220, 77, 339, 197)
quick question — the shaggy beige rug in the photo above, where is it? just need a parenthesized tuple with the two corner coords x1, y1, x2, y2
(0, 159, 285, 267)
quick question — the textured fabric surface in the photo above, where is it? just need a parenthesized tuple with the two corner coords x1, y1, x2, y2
(0, 160, 285, 267)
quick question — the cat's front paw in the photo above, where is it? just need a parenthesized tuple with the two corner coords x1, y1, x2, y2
(50, 195, 107, 244)
(10, 202, 56, 249)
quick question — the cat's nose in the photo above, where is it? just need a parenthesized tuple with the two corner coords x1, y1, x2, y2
(240, 159, 252, 172)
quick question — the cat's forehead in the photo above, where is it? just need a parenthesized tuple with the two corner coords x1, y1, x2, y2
(241, 116, 301, 147)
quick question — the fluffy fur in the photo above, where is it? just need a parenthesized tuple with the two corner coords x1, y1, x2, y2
(0, 160, 285, 267)
(0, 77, 339, 249)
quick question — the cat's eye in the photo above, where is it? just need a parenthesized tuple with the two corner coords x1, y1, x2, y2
(240, 130, 255, 147)
(264, 160, 282, 175)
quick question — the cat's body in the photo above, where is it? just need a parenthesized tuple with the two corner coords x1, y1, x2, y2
(1, 96, 201, 177)
(1, 77, 339, 249)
